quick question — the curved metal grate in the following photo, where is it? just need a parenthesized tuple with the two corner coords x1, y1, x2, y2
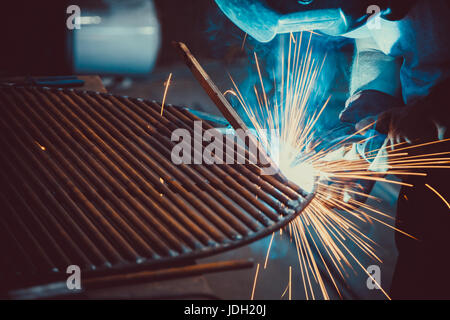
(0, 86, 314, 291)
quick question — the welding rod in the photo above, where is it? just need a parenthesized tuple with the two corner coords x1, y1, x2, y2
(173, 41, 287, 184)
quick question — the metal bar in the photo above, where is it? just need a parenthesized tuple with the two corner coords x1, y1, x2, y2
(163, 104, 289, 217)
(0, 88, 138, 262)
(9, 89, 172, 259)
(143, 98, 292, 216)
(108, 94, 273, 228)
(23, 88, 191, 254)
(0, 86, 315, 294)
(184, 109, 309, 201)
(41, 89, 216, 249)
(108, 93, 265, 232)
(118, 95, 281, 223)
(86, 92, 251, 238)
(0, 192, 51, 274)
(176, 107, 301, 205)
(0, 114, 104, 267)
(0, 114, 123, 266)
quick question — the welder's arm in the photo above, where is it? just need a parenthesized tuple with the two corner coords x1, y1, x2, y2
(339, 37, 404, 124)
(333, 38, 403, 205)
(349, 37, 402, 97)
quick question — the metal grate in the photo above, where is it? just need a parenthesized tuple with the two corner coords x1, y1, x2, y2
(0, 86, 314, 292)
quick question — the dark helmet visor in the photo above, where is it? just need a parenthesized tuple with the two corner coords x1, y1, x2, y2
(215, 0, 349, 42)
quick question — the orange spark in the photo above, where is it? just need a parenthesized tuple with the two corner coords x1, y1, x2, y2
(264, 232, 275, 269)
(34, 140, 46, 151)
(251, 263, 260, 300)
(289, 266, 292, 300)
(241, 32, 248, 51)
(425, 183, 450, 209)
(160, 73, 173, 116)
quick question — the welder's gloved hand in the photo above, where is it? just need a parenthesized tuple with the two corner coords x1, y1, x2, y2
(366, 94, 449, 146)
(339, 90, 405, 126)
(369, 105, 435, 145)
(336, 90, 404, 208)
(356, 80, 450, 145)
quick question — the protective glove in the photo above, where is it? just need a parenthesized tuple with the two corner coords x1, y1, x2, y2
(339, 89, 404, 125)
(334, 90, 404, 207)
(355, 80, 450, 145)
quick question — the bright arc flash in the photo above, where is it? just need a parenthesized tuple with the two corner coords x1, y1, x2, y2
(273, 142, 316, 193)
(282, 160, 316, 194)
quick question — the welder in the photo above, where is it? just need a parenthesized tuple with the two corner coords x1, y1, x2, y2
(215, 0, 450, 299)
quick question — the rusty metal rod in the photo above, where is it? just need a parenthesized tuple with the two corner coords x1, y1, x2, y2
(118, 95, 279, 224)
(0, 86, 315, 293)
(0, 93, 134, 264)
(143, 100, 281, 221)
(139, 98, 286, 218)
(74, 92, 243, 240)
(0, 191, 54, 273)
(0, 123, 122, 266)
(110, 94, 274, 226)
(0, 168, 82, 270)
(46, 89, 223, 247)
(161, 104, 287, 218)
(127, 96, 293, 208)
(87, 92, 252, 238)
(2, 89, 142, 262)
(0, 211, 40, 275)
(174, 106, 298, 206)
(7, 131, 154, 262)
(0, 116, 110, 267)
(38, 89, 210, 250)
(0, 91, 118, 267)
(22, 88, 192, 254)
(184, 109, 308, 201)
(114, 98, 267, 229)
(11, 259, 254, 297)
(9, 89, 174, 259)
(102, 93, 263, 231)
(108, 94, 264, 232)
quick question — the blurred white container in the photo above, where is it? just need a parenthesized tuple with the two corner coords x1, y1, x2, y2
(74, 0, 160, 75)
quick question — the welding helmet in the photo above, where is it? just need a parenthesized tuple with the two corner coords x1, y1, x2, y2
(215, 0, 415, 42)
